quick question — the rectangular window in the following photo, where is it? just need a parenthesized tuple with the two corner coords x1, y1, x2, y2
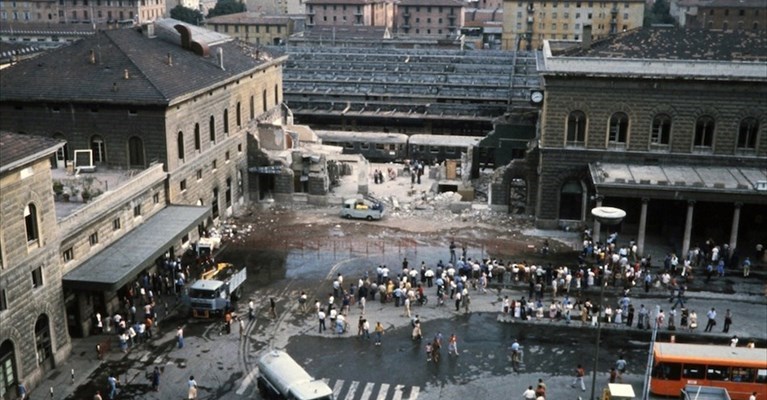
(238, 143, 243, 153)
(225, 151, 230, 162)
(133, 204, 141, 217)
(0, 288, 7, 311)
(153, 193, 160, 204)
(180, 179, 187, 192)
(682, 364, 706, 379)
(197, 169, 203, 180)
(212, 160, 218, 170)
(89, 232, 99, 246)
(31, 266, 43, 288)
(112, 218, 121, 230)
(62, 247, 74, 262)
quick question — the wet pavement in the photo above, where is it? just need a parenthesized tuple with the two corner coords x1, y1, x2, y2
(29, 236, 767, 400)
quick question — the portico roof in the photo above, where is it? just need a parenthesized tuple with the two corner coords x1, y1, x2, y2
(589, 162, 767, 203)
(62, 205, 210, 292)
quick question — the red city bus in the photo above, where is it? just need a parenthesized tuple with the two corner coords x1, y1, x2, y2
(651, 343, 767, 400)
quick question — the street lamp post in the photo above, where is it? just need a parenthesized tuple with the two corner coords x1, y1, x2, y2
(589, 206, 626, 400)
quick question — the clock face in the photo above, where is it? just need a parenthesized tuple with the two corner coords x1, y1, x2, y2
(531, 91, 544, 103)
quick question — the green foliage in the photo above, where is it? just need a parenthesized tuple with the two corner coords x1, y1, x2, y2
(644, 0, 676, 26)
(207, 0, 246, 18)
(171, 5, 204, 25)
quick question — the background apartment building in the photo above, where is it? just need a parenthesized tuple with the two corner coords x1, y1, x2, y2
(396, 0, 464, 37)
(501, 0, 644, 50)
(672, 0, 766, 31)
(306, 0, 393, 28)
(0, 0, 166, 25)
(206, 11, 296, 45)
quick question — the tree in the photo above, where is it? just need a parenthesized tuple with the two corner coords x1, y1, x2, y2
(207, 0, 246, 18)
(171, 5, 203, 25)
(644, 0, 676, 26)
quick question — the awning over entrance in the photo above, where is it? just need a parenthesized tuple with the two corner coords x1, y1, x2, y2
(63, 205, 210, 292)
(589, 163, 767, 202)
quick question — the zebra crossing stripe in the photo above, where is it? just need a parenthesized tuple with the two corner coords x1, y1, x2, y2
(392, 384, 405, 400)
(344, 381, 360, 400)
(376, 383, 390, 400)
(331, 379, 344, 399)
(360, 382, 375, 399)
(408, 386, 420, 400)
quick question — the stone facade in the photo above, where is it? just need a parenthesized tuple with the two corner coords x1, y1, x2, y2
(0, 136, 71, 399)
(525, 32, 767, 253)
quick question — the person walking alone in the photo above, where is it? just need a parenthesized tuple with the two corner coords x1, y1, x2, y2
(187, 376, 198, 399)
(318, 310, 326, 333)
(704, 307, 717, 332)
(723, 309, 732, 333)
(374, 322, 384, 346)
(269, 298, 277, 319)
(448, 334, 459, 356)
(151, 367, 161, 391)
(571, 364, 586, 391)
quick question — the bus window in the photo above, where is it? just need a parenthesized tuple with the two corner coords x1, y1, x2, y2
(706, 365, 729, 381)
(730, 367, 755, 382)
(683, 364, 706, 379)
(418, 145, 426, 152)
(446, 147, 456, 154)
(375, 143, 385, 150)
(757, 369, 767, 383)
(430, 146, 440, 154)
(344, 142, 354, 149)
(653, 362, 682, 380)
(360, 142, 370, 150)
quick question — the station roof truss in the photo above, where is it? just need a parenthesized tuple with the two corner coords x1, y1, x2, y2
(278, 46, 543, 120)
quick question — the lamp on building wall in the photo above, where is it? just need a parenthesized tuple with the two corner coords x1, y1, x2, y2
(589, 206, 626, 400)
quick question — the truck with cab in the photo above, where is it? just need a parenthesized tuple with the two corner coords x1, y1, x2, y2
(188, 262, 246, 318)
(257, 350, 334, 400)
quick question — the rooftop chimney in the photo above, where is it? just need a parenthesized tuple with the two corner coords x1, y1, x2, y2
(167, 52, 173, 66)
(582, 24, 592, 51)
(124, 69, 130, 80)
(112, 82, 118, 92)
(89, 49, 96, 64)
(218, 48, 225, 71)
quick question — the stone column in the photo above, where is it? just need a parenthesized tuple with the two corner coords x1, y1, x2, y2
(681, 200, 695, 257)
(729, 202, 742, 253)
(592, 196, 603, 244)
(636, 198, 649, 257)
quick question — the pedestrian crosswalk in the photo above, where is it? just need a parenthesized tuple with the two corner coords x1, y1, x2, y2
(323, 379, 420, 400)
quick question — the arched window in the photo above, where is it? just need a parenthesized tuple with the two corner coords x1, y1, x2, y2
(274, 84, 279, 105)
(90, 135, 106, 163)
(194, 123, 201, 151)
(25, 203, 39, 246)
(722, 21, 729, 31)
(0, 340, 18, 398)
(223, 108, 229, 134)
(236, 102, 242, 127)
(651, 114, 672, 146)
(209, 116, 216, 144)
(128, 136, 145, 167)
(694, 116, 715, 149)
(737, 117, 759, 150)
(35, 314, 53, 369)
(608, 112, 629, 144)
(754, 22, 759, 31)
(566, 111, 587, 145)
(177, 131, 185, 160)
(262, 89, 268, 112)
(249, 95, 255, 120)
(559, 180, 583, 220)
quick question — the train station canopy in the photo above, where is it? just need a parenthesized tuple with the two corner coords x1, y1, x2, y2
(589, 163, 767, 203)
(63, 205, 210, 292)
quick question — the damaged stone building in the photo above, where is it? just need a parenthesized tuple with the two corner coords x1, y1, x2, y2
(0, 18, 288, 395)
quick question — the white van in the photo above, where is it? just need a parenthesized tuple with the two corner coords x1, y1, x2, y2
(257, 350, 334, 400)
(339, 197, 385, 220)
